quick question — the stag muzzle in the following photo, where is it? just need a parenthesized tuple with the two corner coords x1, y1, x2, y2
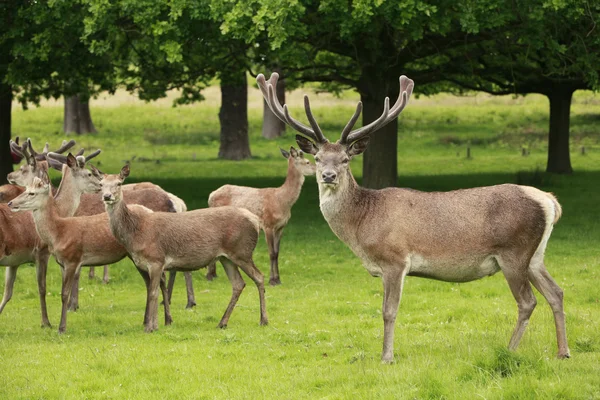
(322, 171, 337, 184)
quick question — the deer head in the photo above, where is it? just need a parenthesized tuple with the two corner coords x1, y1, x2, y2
(8, 172, 51, 212)
(47, 151, 103, 195)
(280, 146, 316, 176)
(7, 138, 76, 186)
(99, 164, 129, 205)
(257, 73, 414, 191)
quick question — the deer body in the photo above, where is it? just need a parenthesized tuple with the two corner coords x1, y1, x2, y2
(257, 72, 570, 362)
(207, 147, 315, 285)
(102, 166, 267, 332)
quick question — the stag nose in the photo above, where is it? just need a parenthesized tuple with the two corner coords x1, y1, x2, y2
(322, 171, 337, 183)
(103, 194, 112, 201)
(7, 201, 12, 207)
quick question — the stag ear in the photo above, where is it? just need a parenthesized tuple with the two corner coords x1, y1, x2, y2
(120, 164, 130, 180)
(89, 164, 104, 179)
(279, 147, 290, 159)
(295, 135, 318, 155)
(347, 137, 370, 157)
(66, 153, 78, 169)
(75, 155, 86, 168)
(289, 146, 299, 158)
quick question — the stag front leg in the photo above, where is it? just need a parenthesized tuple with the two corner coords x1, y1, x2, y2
(0, 266, 18, 315)
(35, 249, 52, 328)
(183, 272, 196, 309)
(159, 273, 173, 326)
(265, 228, 280, 286)
(381, 265, 408, 363)
(68, 267, 82, 311)
(206, 261, 218, 281)
(145, 264, 163, 332)
(88, 267, 95, 279)
(102, 266, 110, 284)
(134, 266, 151, 325)
(59, 263, 79, 334)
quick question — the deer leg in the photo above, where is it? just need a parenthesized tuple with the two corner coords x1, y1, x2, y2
(0, 266, 18, 315)
(381, 266, 408, 363)
(272, 227, 285, 285)
(59, 263, 79, 334)
(145, 264, 163, 332)
(234, 258, 268, 326)
(102, 266, 110, 284)
(501, 260, 537, 352)
(68, 267, 82, 311)
(265, 228, 280, 286)
(184, 272, 196, 309)
(206, 261, 218, 281)
(528, 263, 570, 358)
(35, 249, 52, 328)
(165, 271, 176, 305)
(88, 267, 95, 279)
(160, 273, 173, 326)
(217, 258, 246, 328)
(134, 266, 151, 325)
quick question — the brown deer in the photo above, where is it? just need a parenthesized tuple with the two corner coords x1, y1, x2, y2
(0, 184, 24, 203)
(0, 139, 77, 328)
(205, 146, 316, 285)
(100, 164, 267, 332)
(46, 152, 196, 309)
(258, 72, 570, 362)
(9, 139, 196, 309)
(7, 170, 174, 333)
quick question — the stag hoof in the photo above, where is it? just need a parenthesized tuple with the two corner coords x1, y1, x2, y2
(185, 301, 196, 309)
(165, 317, 173, 326)
(218, 323, 227, 329)
(67, 304, 79, 312)
(144, 325, 157, 333)
(102, 279, 110, 285)
(269, 278, 281, 286)
(260, 319, 269, 326)
(41, 321, 52, 329)
(206, 272, 217, 281)
(58, 327, 66, 334)
(558, 351, 571, 359)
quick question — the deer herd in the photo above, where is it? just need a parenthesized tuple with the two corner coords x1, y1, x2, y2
(0, 74, 570, 363)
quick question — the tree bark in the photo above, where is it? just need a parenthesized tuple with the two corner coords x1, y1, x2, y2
(361, 90, 398, 189)
(218, 67, 251, 160)
(546, 87, 574, 174)
(0, 82, 13, 184)
(63, 94, 97, 135)
(262, 69, 285, 139)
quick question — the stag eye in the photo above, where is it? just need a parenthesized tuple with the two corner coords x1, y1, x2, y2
(314, 157, 320, 162)
(117, 183, 122, 186)
(28, 192, 35, 196)
(342, 158, 350, 164)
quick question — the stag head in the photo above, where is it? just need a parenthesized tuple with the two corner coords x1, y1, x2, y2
(257, 73, 414, 190)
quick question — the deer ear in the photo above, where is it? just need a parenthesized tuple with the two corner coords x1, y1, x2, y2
(279, 147, 290, 159)
(90, 164, 104, 179)
(347, 137, 370, 157)
(39, 169, 50, 186)
(75, 155, 86, 168)
(120, 164, 130, 180)
(289, 146, 298, 158)
(66, 153, 77, 169)
(295, 135, 318, 155)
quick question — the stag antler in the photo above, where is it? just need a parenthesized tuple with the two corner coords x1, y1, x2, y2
(46, 149, 102, 169)
(340, 76, 414, 144)
(25, 138, 76, 161)
(257, 73, 328, 144)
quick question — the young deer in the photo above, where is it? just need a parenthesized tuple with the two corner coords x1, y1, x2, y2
(7, 170, 174, 333)
(258, 72, 570, 362)
(205, 147, 316, 285)
(46, 152, 196, 310)
(100, 164, 267, 332)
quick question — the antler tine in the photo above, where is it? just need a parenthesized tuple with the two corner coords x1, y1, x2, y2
(53, 139, 76, 155)
(345, 76, 414, 144)
(257, 73, 327, 144)
(84, 149, 101, 162)
(339, 102, 363, 144)
(46, 152, 68, 163)
(10, 138, 24, 157)
(303, 96, 326, 143)
(42, 143, 50, 154)
(75, 148, 85, 156)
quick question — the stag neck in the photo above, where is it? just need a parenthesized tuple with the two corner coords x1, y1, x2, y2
(54, 165, 80, 217)
(31, 193, 60, 247)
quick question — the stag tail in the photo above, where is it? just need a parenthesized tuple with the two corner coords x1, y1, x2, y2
(546, 193, 562, 224)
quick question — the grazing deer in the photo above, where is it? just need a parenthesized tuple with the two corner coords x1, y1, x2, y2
(258, 72, 570, 362)
(7, 170, 174, 333)
(205, 146, 316, 285)
(100, 164, 267, 332)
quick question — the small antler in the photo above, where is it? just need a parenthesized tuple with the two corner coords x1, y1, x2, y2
(341, 76, 414, 144)
(27, 138, 76, 161)
(47, 149, 102, 166)
(257, 73, 328, 144)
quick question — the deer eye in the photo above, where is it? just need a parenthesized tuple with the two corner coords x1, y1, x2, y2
(117, 183, 122, 186)
(28, 192, 35, 196)
(342, 158, 350, 164)
(314, 157, 320, 162)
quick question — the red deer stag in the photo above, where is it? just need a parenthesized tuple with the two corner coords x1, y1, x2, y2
(258, 72, 570, 362)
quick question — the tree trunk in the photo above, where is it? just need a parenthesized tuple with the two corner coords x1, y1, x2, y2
(0, 82, 12, 184)
(546, 88, 573, 174)
(262, 69, 286, 139)
(361, 90, 398, 189)
(218, 67, 251, 160)
(63, 94, 97, 135)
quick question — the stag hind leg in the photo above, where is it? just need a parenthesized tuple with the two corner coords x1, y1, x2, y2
(217, 258, 246, 328)
(159, 273, 172, 326)
(102, 266, 110, 284)
(528, 262, 570, 358)
(68, 267, 82, 311)
(58, 263, 81, 334)
(231, 256, 268, 326)
(165, 271, 196, 309)
(206, 261, 218, 281)
(265, 228, 281, 286)
(144, 264, 163, 332)
(0, 266, 18, 315)
(35, 249, 52, 328)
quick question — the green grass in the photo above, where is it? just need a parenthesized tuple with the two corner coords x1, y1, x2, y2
(1, 89, 599, 399)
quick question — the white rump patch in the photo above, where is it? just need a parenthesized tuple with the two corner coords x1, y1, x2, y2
(520, 186, 555, 269)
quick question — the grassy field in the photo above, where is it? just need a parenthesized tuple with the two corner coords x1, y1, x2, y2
(1, 87, 599, 399)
